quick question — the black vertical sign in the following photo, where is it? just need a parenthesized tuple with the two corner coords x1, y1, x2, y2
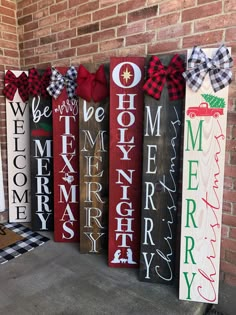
(29, 69, 53, 231)
(139, 55, 184, 283)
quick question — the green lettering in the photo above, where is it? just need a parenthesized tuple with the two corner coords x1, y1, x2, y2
(185, 199, 198, 228)
(184, 236, 196, 264)
(187, 160, 199, 190)
(183, 272, 197, 300)
(186, 120, 204, 151)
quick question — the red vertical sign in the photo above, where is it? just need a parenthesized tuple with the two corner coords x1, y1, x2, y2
(52, 67, 79, 242)
(109, 57, 145, 267)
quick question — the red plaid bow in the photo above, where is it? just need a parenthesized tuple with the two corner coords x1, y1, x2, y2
(28, 67, 51, 97)
(143, 55, 185, 101)
(76, 64, 108, 102)
(3, 70, 28, 102)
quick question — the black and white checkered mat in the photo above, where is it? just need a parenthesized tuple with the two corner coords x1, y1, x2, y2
(0, 222, 50, 265)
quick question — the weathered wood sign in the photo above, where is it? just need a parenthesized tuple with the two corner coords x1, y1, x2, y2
(51, 67, 80, 242)
(109, 57, 144, 268)
(139, 54, 185, 283)
(4, 70, 31, 222)
(179, 47, 231, 303)
(29, 68, 53, 231)
(79, 64, 109, 253)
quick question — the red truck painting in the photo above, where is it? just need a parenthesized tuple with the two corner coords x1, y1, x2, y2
(187, 102, 224, 118)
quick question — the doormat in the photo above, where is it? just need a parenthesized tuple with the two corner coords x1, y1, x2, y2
(0, 222, 50, 264)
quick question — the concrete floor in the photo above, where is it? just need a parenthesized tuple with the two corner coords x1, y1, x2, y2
(1, 229, 234, 315)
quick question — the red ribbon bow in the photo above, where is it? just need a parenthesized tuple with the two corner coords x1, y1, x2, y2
(143, 55, 185, 101)
(28, 67, 51, 97)
(3, 70, 28, 102)
(76, 64, 108, 102)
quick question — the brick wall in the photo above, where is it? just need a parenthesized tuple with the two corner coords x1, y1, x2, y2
(0, 0, 19, 222)
(0, 0, 236, 285)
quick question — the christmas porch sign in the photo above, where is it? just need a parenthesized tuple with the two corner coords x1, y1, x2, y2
(47, 67, 79, 242)
(109, 57, 145, 268)
(3, 70, 31, 223)
(78, 63, 109, 253)
(29, 68, 53, 231)
(179, 46, 233, 303)
(139, 54, 185, 283)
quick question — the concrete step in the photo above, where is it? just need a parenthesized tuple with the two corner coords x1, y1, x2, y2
(0, 232, 208, 315)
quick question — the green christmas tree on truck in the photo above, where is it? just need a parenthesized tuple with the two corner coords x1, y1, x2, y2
(187, 94, 225, 118)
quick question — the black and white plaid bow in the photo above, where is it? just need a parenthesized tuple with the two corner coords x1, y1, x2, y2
(47, 66, 77, 99)
(183, 45, 233, 92)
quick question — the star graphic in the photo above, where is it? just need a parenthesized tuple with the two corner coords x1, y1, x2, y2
(121, 67, 133, 83)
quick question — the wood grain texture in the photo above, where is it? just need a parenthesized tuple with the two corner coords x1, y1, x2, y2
(79, 63, 109, 253)
(6, 70, 31, 223)
(139, 55, 184, 284)
(179, 48, 230, 303)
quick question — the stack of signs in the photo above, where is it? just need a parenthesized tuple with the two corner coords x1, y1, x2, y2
(109, 57, 145, 268)
(51, 67, 80, 242)
(179, 46, 232, 303)
(29, 68, 53, 231)
(79, 64, 109, 253)
(139, 54, 185, 283)
(4, 70, 31, 223)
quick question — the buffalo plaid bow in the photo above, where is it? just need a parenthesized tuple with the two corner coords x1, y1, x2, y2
(3, 70, 28, 102)
(47, 66, 77, 99)
(143, 55, 185, 101)
(28, 67, 51, 97)
(76, 64, 109, 102)
(183, 44, 233, 92)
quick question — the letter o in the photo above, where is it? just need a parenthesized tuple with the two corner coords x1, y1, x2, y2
(13, 172, 27, 187)
(112, 62, 141, 88)
(117, 111, 135, 127)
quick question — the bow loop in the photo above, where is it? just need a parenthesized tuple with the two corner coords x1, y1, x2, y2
(183, 44, 233, 92)
(3, 70, 28, 102)
(76, 64, 108, 102)
(143, 54, 185, 101)
(47, 66, 77, 99)
(28, 67, 51, 97)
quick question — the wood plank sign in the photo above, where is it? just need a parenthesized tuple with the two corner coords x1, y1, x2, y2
(78, 64, 109, 253)
(139, 54, 185, 283)
(29, 68, 53, 231)
(4, 70, 31, 222)
(0, 143, 6, 213)
(179, 46, 232, 303)
(109, 57, 145, 268)
(49, 67, 80, 242)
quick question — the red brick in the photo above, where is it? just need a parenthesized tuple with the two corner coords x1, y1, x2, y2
(0, 5, 15, 18)
(93, 51, 114, 63)
(50, 1, 67, 14)
(58, 28, 76, 40)
(92, 29, 115, 42)
(195, 13, 236, 33)
(101, 15, 126, 30)
(40, 34, 57, 45)
(70, 14, 91, 28)
(57, 8, 77, 22)
(71, 35, 91, 47)
(183, 30, 223, 48)
(39, 15, 57, 28)
(227, 112, 236, 126)
(198, 0, 218, 4)
(225, 250, 236, 265)
(23, 3, 38, 15)
(57, 48, 76, 59)
(226, 27, 236, 41)
(24, 21, 38, 33)
(18, 15, 32, 25)
(225, 165, 236, 177)
(221, 260, 236, 276)
(158, 23, 191, 40)
(148, 39, 180, 54)
(224, 177, 234, 190)
(232, 126, 236, 139)
(160, 0, 195, 14)
(99, 38, 124, 52)
(223, 214, 236, 227)
(128, 5, 158, 23)
(0, 39, 17, 50)
(93, 5, 116, 21)
(117, 21, 146, 37)
(77, 43, 98, 56)
(2, 0, 16, 10)
(25, 56, 40, 66)
(226, 139, 236, 153)
(117, 45, 146, 57)
(2, 15, 16, 26)
(51, 20, 70, 33)
(52, 40, 70, 51)
(223, 190, 236, 203)
(222, 224, 230, 238)
(147, 13, 180, 30)
(69, 0, 87, 7)
(0, 23, 16, 34)
(230, 227, 236, 239)
(126, 32, 155, 46)
(222, 238, 236, 252)
(35, 44, 52, 55)
(39, 52, 57, 63)
(77, 0, 99, 15)
(182, 2, 222, 22)
(224, 273, 236, 286)
(38, 0, 54, 10)
(4, 49, 19, 58)
(33, 8, 49, 20)
(78, 22, 99, 35)
(118, 0, 147, 14)
(225, 0, 236, 12)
